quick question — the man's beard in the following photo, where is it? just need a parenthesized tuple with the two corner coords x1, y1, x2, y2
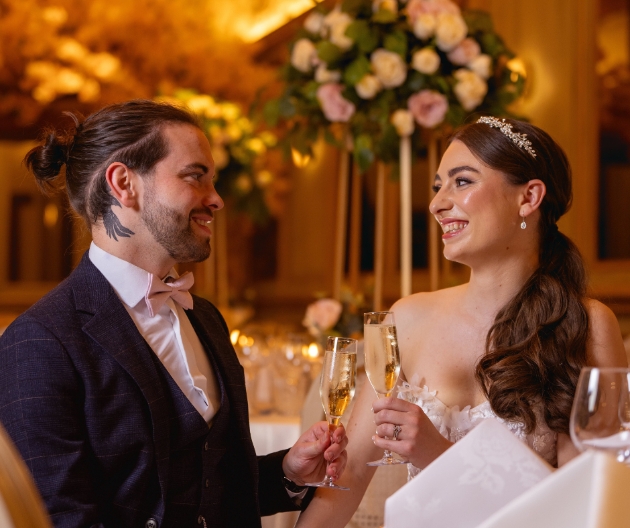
(141, 185, 211, 263)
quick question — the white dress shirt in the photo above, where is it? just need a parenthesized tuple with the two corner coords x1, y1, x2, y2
(89, 242, 220, 424)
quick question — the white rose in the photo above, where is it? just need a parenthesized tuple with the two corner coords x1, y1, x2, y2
(355, 74, 382, 99)
(315, 64, 342, 83)
(411, 47, 440, 74)
(304, 11, 325, 35)
(324, 10, 354, 50)
(371, 48, 407, 89)
(291, 38, 317, 73)
(391, 109, 415, 137)
(453, 69, 488, 111)
(469, 53, 492, 79)
(413, 13, 436, 39)
(373, 0, 398, 13)
(435, 13, 468, 52)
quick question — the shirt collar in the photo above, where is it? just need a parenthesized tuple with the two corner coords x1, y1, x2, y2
(88, 242, 179, 309)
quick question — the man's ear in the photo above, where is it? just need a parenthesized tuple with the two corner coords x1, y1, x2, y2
(105, 162, 137, 207)
(519, 179, 546, 218)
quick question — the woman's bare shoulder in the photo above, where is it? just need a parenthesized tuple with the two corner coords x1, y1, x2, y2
(391, 285, 466, 326)
(584, 298, 628, 367)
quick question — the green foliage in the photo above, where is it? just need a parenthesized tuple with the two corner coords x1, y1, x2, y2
(316, 40, 343, 64)
(346, 20, 379, 53)
(373, 8, 398, 24)
(383, 29, 408, 57)
(354, 133, 375, 173)
(343, 55, 371, 85)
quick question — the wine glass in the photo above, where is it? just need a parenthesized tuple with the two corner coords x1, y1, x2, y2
(364, 311, 406, 466)
(304, 336, 357, 490)
(570, 367, 630, 463)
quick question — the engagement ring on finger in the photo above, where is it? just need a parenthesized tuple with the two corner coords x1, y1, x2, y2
(393, 424, 401, 441)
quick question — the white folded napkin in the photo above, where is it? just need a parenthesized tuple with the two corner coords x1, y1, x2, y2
(384, 418, 552, 528)
(477, 450, 630, 528)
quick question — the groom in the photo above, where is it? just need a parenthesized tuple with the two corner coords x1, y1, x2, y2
(0, 100, 347, 528)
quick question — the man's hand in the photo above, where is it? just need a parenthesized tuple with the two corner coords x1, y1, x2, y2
(282, 422, 348, 485)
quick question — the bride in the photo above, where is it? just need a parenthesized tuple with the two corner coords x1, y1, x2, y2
(296, 118, 628, 527)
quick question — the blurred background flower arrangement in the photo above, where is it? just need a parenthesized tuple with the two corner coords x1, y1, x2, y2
(264, 0, 527, 172)
(302, 288, 369, 344)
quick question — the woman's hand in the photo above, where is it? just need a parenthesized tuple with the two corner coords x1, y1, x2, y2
(372, 397, 452, 469)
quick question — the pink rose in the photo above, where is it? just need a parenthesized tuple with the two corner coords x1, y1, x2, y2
(316, 83, 356, 122)
(406, 0, 460, 24)
(408, 89, 448, 128)
(447, 37, 481, 66)
(303, 299, 343, 334)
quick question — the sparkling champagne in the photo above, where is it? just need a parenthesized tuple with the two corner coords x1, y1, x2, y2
(364, 324, 400, 396)
(320, 351, 356, 426)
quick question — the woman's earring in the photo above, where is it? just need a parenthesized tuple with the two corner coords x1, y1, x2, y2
(520, 214, 527, 230)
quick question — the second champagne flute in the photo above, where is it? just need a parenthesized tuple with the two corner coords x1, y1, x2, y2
(364, 311, 406, 466)
(304, 336, 357, 490)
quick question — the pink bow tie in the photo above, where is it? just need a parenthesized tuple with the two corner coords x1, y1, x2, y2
(145, 271, 194, 317)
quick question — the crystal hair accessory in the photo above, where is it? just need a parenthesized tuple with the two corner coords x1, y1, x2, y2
(477, 116, 537, 158)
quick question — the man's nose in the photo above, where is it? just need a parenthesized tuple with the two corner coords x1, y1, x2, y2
(204, 186, 224, 210)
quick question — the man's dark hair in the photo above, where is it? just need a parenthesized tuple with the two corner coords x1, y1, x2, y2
(24, 99, 200, 225)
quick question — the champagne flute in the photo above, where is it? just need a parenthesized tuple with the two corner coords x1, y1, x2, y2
(364, 311, 406, 466)
(304, 336, 357, 490)
(570, 367, 630, 464)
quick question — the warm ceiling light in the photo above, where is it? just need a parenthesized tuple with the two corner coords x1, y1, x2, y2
(307, 343, 320, 359)
(291, 147, 312, 168)
(236, 0, 324, 43)
(506, 57, 527, 82)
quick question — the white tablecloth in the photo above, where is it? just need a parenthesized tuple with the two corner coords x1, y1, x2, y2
(250, 414, 301, 456)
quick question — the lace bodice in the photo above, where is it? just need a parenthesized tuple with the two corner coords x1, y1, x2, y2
(398, 377, 557, 479)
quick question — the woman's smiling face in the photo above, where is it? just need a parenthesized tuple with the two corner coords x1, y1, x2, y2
(429, 139, 527, 266)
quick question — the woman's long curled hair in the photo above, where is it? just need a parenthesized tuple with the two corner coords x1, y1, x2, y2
(451, 119, 588, 435)
(24, 99, 198, 225)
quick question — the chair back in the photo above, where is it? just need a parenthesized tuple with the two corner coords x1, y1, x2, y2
(0, 425, 52, 527)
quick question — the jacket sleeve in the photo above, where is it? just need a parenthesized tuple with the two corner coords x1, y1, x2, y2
(257, 449, 316, 516)
(0, 317, 105, 528)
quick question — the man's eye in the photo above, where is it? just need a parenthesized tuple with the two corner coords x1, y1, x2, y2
(431, 185, 441, 193)
(455, 178, 471, 186)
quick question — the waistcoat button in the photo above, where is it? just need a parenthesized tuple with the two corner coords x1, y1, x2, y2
(205, 478, 210, 488)
(145, 519, 157, 528)
(204, 441, 209, 451)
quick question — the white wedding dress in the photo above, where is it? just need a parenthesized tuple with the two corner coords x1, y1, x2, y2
(398, 375, 558, 480)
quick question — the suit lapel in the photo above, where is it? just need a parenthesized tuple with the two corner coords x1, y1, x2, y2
(72, 255, 171, 519)
(185, 301, 258, 462)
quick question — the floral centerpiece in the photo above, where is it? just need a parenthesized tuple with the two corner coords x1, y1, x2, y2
(265, 0, 526, 172)
(302, 290, 370, 344)
(158, 90, 279, 223)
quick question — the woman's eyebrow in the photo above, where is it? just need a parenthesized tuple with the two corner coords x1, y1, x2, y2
(447, 165, 480, 178)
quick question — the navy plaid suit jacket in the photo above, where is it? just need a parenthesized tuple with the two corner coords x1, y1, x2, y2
(0, 254, 298, 527)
